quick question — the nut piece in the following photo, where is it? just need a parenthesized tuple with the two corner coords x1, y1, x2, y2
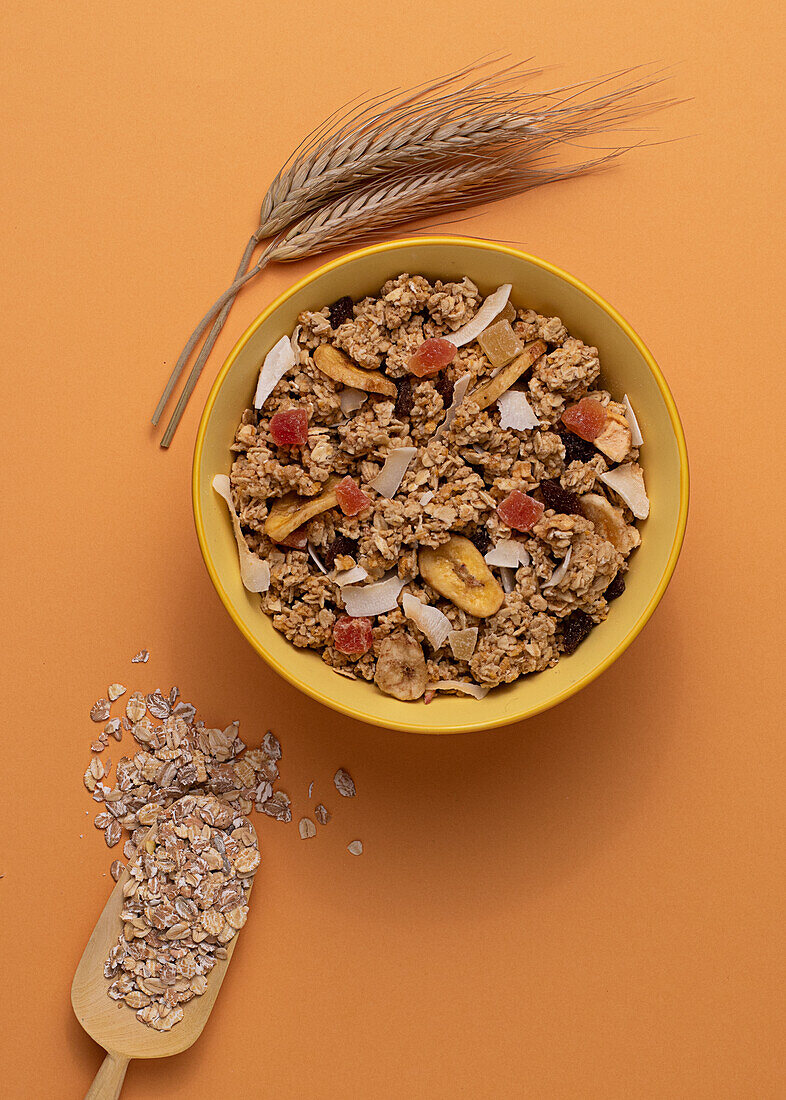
(264, 477, 341, 543)
(374, 634, 427, 701)
(580, 493, 640, 555)
(593, 409, 632, 463)
(313, 344, 397, 397)
(468, 340, 547, 410)
(418, 535, 504, 617)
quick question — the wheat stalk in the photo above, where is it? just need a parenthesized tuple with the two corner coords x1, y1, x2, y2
(155, 60, 674, 446)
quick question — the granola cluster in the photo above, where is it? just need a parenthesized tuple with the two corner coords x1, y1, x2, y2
(228, 273, 644, 698)
(104, 794, 258, 1031)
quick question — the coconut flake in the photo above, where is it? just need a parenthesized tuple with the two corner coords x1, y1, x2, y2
(307, 544, 327, 574)
(212, 475, 270, 593)
(434, 372, 471, 438)
(426, 680, 489, 699)
(499, 566, 517, 593)
(600, 463, 649, 519)
(402, 593, 451, 650)
(444, 285, 512, 347)
(419, 490, 435, 505)
(447, 627, 479, 661)
(332, 565, 368, 587)
(542, 545, 572, 590)
(340, 387, 368, 415)
(341, 573, 405, 617)
(622, 394, 643, 447)
(290, 325, 301, 359)
(484, 540, 530, 568)
(369, 447, 417, 498)
(496, 389, 540, 430)
(253, 334, 297, 409)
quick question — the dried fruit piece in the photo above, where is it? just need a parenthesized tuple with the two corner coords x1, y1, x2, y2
(434, 373, 472, 438)
(334, 768, 356, 797)
(499, 300, 516, 324)
(418, 535, 504, 617)
(323, 534, 357, 571)
(374, 634, 428, 700)
(605, 573, 626, 600)
(328, 295, 354, 328)
(579, 493, 640, 555)
(557, 428, 596, 464)
(561, 397, 607, 441)
(264, 477, 341, 542)
(594, 408, 632, 463)
(470, 528, 491, 554)
(278, 525, 309, 549)
(333, 615, 373, 655)
(90, 699, 111, 723)
(444, 284, 511, 346)
(298, 817, 317, 839)
(477, 319, 523, 368)
(447, 627, 479, 661)
(335, 476, 371, 516)
(313, 344, 397, 395)
(433, 373, 454, 408)
(561, 610, 594, 654)
(540, 479, 582, 516)
(407, 337, 457, 377)
(469, 341, 547, 410)
(497, 490, 544, 532)
(270, 408, 309, 446)
(393, 376, 415, 419)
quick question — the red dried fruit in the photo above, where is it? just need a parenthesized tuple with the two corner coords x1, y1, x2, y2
(561, 610, 594, 654)
(278, 525, 308, 549)
(328, 296, 354, 329)
(333, 615, 373, 655)
(335, 476, 371, 516)
(270, 408, 309, 446)
(561, 397, 607, 441)
(408, 337, 457, 377)
(497, 490, 544, 531)
(540, 479, 582, 516)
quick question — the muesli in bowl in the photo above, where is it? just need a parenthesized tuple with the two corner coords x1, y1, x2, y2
(214, 274, 649, 703)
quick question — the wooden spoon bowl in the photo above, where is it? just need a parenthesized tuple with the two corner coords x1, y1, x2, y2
(72, 832, 253, 1099)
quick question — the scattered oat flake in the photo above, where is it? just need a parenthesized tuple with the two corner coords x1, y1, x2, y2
(90, 698, 111, 723)
(146, 690, 171, 719)
(104, 718, 122, 740)
(298, 817, 317, 839)
(334, 769, 356, 797)
(308, 781, 314, 799)
(107, 683, 126, 701)
(131, 649, 149, 664)
(126, 692, 146, 722)
(315, 804, 331, 825)
(110, 861, 125, 881)
(347, 840, 363, 856)
(91, 739, 106, 753)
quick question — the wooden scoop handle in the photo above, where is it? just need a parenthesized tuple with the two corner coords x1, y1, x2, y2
(84, 1051, 130, 1099)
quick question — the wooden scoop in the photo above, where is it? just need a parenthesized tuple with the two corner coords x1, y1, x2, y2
(72, 839, 253, 1098)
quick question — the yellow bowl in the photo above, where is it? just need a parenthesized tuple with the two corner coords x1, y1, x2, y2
(193, 236, 688, 733)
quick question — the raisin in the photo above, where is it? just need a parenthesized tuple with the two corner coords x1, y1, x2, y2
(323, 535, 357, 571)
(604, 572, 626, 601)
(433, 374, 454, 408)
(557, 428, 596, 464)
(393, 376, 414, 420)
(561, 610, 594, 655)
(328, 296, 354, 329)
(470, 529, 491, 554)
(540, 479, 582, 516)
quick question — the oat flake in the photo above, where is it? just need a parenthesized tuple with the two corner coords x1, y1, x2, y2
(131, 650, 149, 664)
(107, 683, 126, 701)
(90, 699, 111, 723)
(314, 803, 331, 825)
(298, 817, 317, 839)
(333, 768, 356, 797)
(347, 840, 363, 855)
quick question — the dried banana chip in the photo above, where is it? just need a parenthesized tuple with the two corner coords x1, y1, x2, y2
(313, 344, 397, 397)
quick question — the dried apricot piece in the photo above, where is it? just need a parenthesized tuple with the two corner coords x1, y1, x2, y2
(335, 477, 371, 516)
(278, 525, 308, 549)
(561, 397, 607, 441)
(270, 409, 309, 446)
(497, 490, 544, 531)
(408, 337, 457, 377)
(333, 616, 373, 655)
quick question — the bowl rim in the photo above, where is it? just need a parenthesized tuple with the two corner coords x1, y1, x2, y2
(193, 234, 689, 733)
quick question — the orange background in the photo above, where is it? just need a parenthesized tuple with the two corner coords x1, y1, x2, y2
(1, 2, 784, 1097)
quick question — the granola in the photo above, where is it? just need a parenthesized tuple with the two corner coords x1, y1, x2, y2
(226, 274, 648, 699)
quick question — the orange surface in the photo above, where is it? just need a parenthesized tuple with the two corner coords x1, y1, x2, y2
(1, 2, 783, 1097)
